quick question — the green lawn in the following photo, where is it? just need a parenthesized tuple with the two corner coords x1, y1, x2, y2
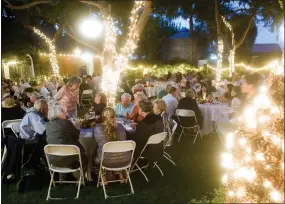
(1, 133, 224, 204)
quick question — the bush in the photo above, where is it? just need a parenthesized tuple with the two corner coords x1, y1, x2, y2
(188, 186, 226, 203)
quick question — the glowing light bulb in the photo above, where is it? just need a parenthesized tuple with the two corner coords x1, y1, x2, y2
(270, 191, 282, 202)
(222, 174, 228, 183)
(264, 180, 271, 188)
(239, 138, 247, 146)
(255, 153, 265, 161)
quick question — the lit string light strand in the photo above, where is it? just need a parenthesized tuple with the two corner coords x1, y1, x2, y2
(33, 27, 59, 75)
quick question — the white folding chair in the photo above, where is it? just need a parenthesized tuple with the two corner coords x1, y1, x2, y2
(80, 89, 93, 108)
(211, 107, 236, 140)
(44, 145, 85, 200)
(97, 141, 136, 199)
(131, 132, 167, 183)
(176, 109, 201, 144)
(1, 119, 22, 165)
(163, 120, 178, 166)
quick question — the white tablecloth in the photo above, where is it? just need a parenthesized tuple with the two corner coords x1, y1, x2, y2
(144, 87, 157, 98)
(198, 103, 228, 135)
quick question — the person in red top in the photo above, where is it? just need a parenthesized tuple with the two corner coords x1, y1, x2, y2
(127, 92, 147, 122)
(54, 76, 82, 119)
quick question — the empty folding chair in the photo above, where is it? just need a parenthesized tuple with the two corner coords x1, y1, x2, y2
(163, 120, 178, 166)
(97, 141, 136, 199)
(176, 109, 201, 144)
(44, 145, 85, 200)
(131, 132, 167, 183)
(212, 107, 237, 140)
(1, 119, 22, 165)
(80, 89, 93, 108)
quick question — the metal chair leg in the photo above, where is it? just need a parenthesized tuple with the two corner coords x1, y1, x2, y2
(154, 162, 164, 176)
(163, 154, 176, 166)
(178, 128, 184, 142)
(46, 172, 54, 200)
(75, 172, 82, 199)
(126, 169, 134, 195)
(135, 163, 149, 182)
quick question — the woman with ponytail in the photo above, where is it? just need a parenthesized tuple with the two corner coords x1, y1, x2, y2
(94, 107, 126, 163)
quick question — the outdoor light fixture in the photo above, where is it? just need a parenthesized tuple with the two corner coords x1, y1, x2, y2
(74, 47, 82, 55)
(79, 18, 102, 38)
(81, 52, 92, 61)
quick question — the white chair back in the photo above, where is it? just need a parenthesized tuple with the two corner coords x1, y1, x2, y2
(44, 144, 80, 157)
(176, 109, 196, 117)
(2, 119, 22, 138)
(11, 123, 21, 136)
(101, 141, 136, 169)
(82, 90, 93, 95)
(102, 141, 136, 153)
(147, 132, 167, 145)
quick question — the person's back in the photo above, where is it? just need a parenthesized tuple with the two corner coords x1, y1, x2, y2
(177, 90, 203, 128)
(94, 123, 126, 164)
(134, 112, 164, 158)
(46, 119, 80, 145)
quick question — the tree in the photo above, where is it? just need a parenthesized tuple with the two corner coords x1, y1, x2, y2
(222, 75, 284, 203)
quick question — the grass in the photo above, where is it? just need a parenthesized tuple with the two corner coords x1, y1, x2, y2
(1, 107, 225, 203)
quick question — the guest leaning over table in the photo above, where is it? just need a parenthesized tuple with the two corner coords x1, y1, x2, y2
(157, 83, 172, 99)
(131, 99, 164, 160)
(45, 104, 87, 180)
(54, 76, 82, 119)
(93, 107, 127, 184)
(127, 92, 147, 122)
(115, 93, 134, 118)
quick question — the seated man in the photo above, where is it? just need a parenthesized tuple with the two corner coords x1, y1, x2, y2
(115, 93, 134, 118)
(162, 86, 179, 118)
(19, 99, 48, 143)
(131, 99, 164, 159)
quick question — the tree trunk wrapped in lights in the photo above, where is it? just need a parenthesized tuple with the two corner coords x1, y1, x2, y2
(222, 75, 284, 203)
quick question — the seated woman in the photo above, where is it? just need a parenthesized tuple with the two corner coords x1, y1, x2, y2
(93, 107, 126, 183)
(115, 93, 134, 118)
(218, 83, 234, 103)
(196, 83, 211, 100)
(231, 86, 242, 108)
(153, 99, 172, 136)
(45, 105, 87, 179)
(90, 92, 107, 122)
(127, 92, 146, 122)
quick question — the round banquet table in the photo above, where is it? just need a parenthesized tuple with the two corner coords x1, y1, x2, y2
(198, 103, 229, 136)
(144, 87, 157, 98)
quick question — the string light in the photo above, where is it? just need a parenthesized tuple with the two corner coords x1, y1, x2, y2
(222, 76, 284, 203)
(99, 1, 146, 106)
(33, 27, 59, 75)
(222, 16, 235, 77)
(216, 39, 224, 83)
(2, 60, 18, 79)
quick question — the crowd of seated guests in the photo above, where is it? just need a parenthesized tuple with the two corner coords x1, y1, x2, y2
(1, 72, 263, 186)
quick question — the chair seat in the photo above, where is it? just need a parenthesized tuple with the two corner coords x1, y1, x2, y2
(50, 166, 80, 173)
(180, 124, 198, 129)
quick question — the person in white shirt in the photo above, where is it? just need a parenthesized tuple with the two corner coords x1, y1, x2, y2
(162, 86, 179, 118)
(231, 86, 242, 108)
(19, 99, 48, 142)
(39, 83, 51, 99)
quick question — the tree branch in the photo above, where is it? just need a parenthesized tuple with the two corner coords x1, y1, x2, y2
(66, 32, 102, 54)
(214, 0, 222, 37)
(235, 10, 257, 49)
(135, 1, 153, 37)
(80, 0, 106, 9)
(3, 0, 52, 10)
(53, 23, 65, 42)
(224, 8, 251, 18)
